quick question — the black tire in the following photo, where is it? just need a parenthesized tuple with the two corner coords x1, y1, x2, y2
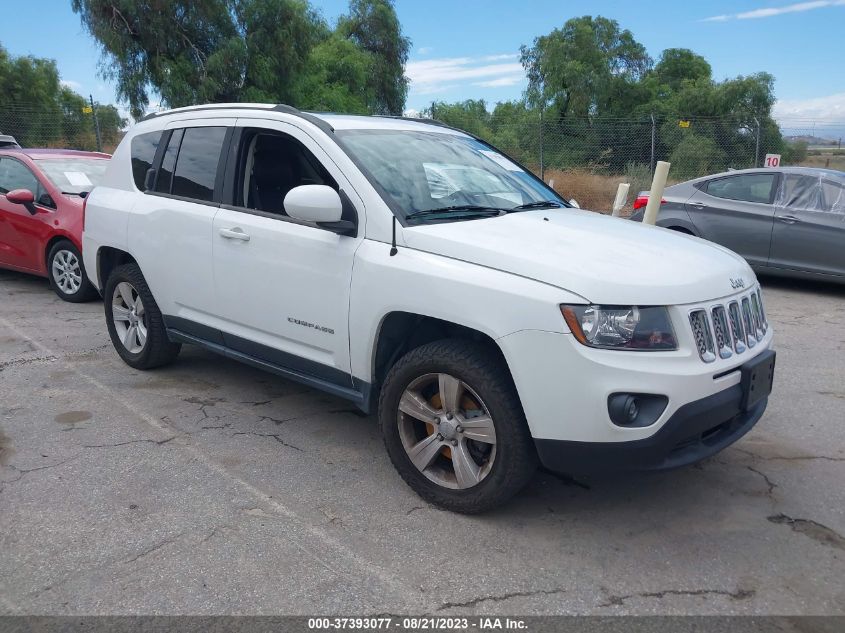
(103, 263, 181, 369)
(47, 240, 98, 303)
(379, 339, 537, 514)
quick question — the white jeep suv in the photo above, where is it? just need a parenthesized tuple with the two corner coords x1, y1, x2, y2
(83, 103, 776, 513)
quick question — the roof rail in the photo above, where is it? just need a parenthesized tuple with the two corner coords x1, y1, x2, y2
(139, 102, 335, 134)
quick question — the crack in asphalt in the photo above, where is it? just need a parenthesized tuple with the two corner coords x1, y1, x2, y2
(231, 431, 303, 452)
(0, 455, 83, 493)
(768, 513, 845, 551)
(435, 588, 567, 611)
(746, 465, 778, 497)
(735, 447, 845, 462)
(82, 436, 178, 449)
(122, 532, 187, 565)
(598, 587, 755, 608)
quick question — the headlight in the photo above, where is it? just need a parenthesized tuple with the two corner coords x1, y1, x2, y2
(560, 305, 677, 350)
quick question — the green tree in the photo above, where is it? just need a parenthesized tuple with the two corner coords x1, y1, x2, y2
(336, 0, 410, 115)
(0, 43, 126, 150)
(520, 16, 651, 119)
(71, 0, 410, 118)
(654, 48, 711, 92)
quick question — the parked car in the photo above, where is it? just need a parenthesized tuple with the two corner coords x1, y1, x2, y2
(0, 134, 21, 149)
(83, 104, 775, 513)
(0, 148, 110, 301)
(630, 167, 845, 282)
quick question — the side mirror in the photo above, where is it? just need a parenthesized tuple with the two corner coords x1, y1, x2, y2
(569, 198, 580, 208)
(284, 185, 354, 234)
(6, 189, 37, 215)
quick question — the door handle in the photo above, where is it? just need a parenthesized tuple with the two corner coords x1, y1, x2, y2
(689, 203, 707, 210)
(219, 227, 250, 241)
(777, 215, 799, 225)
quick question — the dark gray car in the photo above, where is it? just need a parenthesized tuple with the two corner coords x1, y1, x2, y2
(630, 167, 845, 282)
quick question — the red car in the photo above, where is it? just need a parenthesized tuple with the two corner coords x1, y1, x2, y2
(0, 148, 110, 301)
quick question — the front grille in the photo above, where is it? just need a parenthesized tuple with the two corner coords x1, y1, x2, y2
(711, 306, 733, 359)
(688, 288, 768, 363)
(689, 310, 716, 363)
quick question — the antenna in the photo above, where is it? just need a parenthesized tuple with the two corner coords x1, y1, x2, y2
(390, 216, 398, 256)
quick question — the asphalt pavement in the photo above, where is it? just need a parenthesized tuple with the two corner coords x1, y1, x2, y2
(1, 269, 843, 615)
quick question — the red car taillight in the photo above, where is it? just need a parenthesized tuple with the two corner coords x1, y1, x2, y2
(633, 195, 666, 211)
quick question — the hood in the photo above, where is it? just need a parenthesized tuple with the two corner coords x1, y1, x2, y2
(402, 209, 755, 305)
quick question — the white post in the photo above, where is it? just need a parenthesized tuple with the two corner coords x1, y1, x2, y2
(642, 161, 671, 226)
(611, 182, 630, 217)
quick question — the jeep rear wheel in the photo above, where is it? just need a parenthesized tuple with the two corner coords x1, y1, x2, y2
(103, 263, 181, 369)
(379, 339, 536, 513)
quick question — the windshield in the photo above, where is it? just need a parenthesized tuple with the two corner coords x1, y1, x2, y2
(336, 129, 565, 222)
(34, 157, 109, 194)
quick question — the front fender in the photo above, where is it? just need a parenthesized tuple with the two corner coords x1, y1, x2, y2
(348, 240, 583, 382)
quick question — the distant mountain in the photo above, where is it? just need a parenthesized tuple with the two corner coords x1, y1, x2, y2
(784, 135, 840, 146)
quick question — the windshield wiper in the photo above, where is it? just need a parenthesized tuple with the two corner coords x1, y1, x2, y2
(61, 191, 89, 198)
(510, 200, 563, 210)
(406, 205, 505, 221)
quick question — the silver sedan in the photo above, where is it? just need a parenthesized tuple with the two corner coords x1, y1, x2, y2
(630, 167, 845, 282)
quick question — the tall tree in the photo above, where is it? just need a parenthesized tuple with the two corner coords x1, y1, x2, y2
(336, 0, 410, 115)
(654, 48, 711, 92)
(71, 0, 410, 118)
(0, 43, 126, 149)
(520, 16, 651, 119)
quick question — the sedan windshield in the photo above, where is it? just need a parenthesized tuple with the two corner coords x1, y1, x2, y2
(336, 129, 565, 222)
(35, 157, 109, 195)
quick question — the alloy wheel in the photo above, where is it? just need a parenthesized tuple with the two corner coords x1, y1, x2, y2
(51, 249, 82, 295)
(111, 282, 147, 354)
(397, 373, 497, 489)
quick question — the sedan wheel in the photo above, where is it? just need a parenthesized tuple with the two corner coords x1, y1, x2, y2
(111, 281, 147, 354)
(51, 249, 83, 295)
(397, 372, 497, 490)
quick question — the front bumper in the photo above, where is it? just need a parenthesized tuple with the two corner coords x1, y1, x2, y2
(534, 383, 768, 474)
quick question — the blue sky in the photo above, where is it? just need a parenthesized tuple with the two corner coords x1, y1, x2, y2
(2, 0, 844, 131)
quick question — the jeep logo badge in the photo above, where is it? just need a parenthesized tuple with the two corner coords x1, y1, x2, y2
(730, 277, 746, 289)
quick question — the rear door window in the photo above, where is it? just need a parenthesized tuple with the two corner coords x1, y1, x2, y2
(154, 128, 184, 194)
(705, 174, 777, 204)
(131, 131, 163, 190)
(170, 127, 227, 202)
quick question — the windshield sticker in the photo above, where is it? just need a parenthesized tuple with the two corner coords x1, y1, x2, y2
(479, 150, 521, 172)
(64, 171, 93, 187)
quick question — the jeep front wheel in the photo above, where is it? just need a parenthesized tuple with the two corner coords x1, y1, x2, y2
(379, 340, 537, 514)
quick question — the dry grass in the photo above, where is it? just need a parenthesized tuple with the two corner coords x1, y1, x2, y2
(543, 168, 627, 214)
(799, 152, 845, 172)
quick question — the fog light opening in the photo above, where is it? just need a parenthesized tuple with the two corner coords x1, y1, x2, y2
(608, 393, 668, 428)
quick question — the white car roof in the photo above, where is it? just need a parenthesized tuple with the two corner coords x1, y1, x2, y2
(139, 103, 467, 136)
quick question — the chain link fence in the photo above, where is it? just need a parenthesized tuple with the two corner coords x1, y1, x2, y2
(423, 111, 845, 213)
(2, 101, 842, 213)
(0, 101, 125, 154)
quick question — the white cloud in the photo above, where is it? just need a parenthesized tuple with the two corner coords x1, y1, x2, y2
(703, 0, 845, 21)
(473, 75, 525, 88)
(773, 92, 845, 122)
(417, 46, 434, 55)
(60, 79, 82, 91)
(406, 53, 523, 95)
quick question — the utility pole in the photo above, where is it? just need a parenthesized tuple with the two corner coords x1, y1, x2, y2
(753, 117, 761, 168)
(90, 94, 102, 153)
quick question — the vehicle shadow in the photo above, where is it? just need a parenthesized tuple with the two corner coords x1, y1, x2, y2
(758, 273, 845, 298)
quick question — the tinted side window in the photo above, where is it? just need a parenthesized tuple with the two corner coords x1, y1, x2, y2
(0, 158, 40, 194)
(171, 127, 227, 202)
(154, 129, 184, 194)
(131, 131, 163, 190)
(706, 174, 776, 204)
